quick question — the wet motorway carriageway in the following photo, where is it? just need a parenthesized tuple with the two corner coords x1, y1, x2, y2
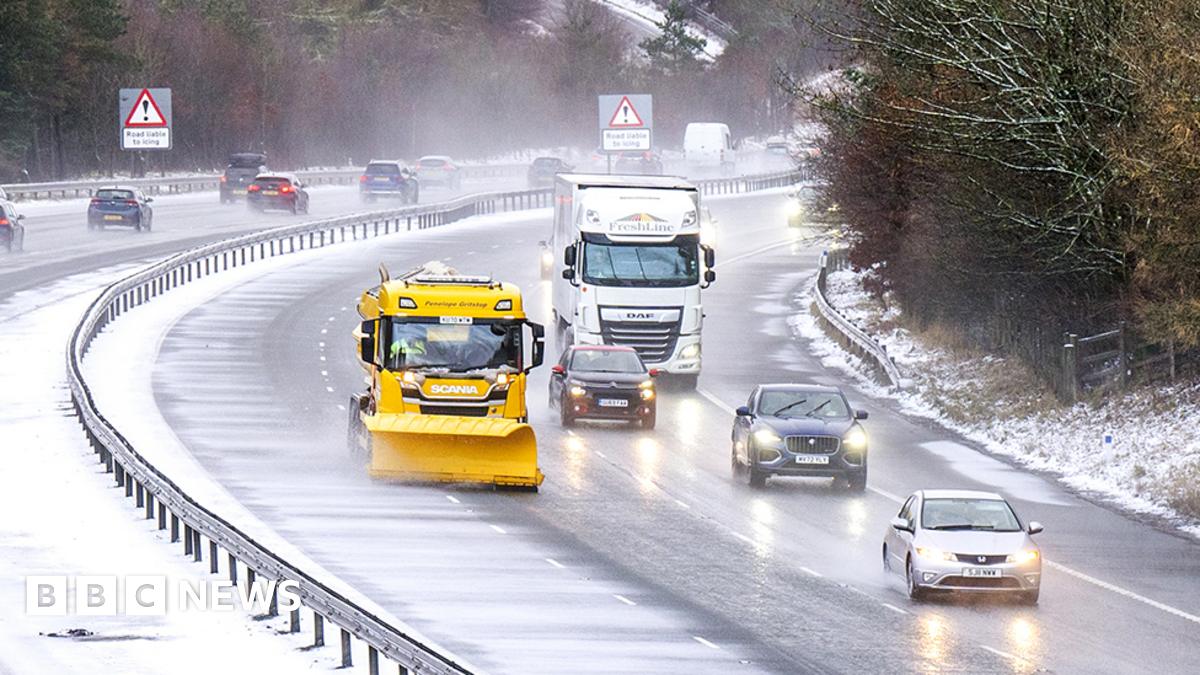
(146, 191, 1200, 673)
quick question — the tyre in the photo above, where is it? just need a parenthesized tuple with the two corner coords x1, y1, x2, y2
(882, 544, 891, 572)
(640, 408, 657, 430)
(4, 238, 10, 253)
(1019, 589, 1039, 606)
(748, 455, 767, 488)
(559, 400, 575, 428)
(846, 470, 867, 492)
(134, 218, 143, 232)
(677, 374, 699, 391)
(730, 446, 743, 478)
(87, 222, 95, 231)
(906, 558, 926, 601)
(143, 214, 152, 231)
(290, 200, 298, 215)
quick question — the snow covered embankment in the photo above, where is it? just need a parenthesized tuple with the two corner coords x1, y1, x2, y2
(792, 267, 1200, 539)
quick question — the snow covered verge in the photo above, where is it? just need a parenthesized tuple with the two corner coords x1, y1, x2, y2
(594, 0, 727, 59)
(0, 266, 351, 673)
(792, 266, 1200, 539)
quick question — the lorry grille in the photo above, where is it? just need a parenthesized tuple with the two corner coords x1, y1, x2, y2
(599, 312, 681, 364)
(419, 405, 489, 417)
(785, 436, 840, 454)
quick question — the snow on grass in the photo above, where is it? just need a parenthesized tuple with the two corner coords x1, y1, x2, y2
(0, 265, 351, 674)
(795, 266, 1200, 539)
(594, 0, 727, 59)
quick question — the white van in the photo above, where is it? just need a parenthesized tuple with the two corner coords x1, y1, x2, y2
(684, 123, 734, 169)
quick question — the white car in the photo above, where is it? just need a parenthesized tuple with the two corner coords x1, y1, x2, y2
(883, 489, 1043, 604)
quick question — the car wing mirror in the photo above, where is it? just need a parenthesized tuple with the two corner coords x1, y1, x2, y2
(16, 214, 25, 221)
(1027, 521, 1044, 535)
(890, 516, 911, 532)
(735, 405, 751, 417)
(145, 197, 154, 203)
(648, 368, 662, 377)
(551, 364, 565, 376)
(854, 410, 869, 420)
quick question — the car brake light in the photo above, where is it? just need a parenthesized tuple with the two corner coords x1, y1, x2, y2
(0, 218, 8, 226)
(248, 184, 261, 192)
(359, 175, 368, 183)
(444, 165, 453, 171)
(220, 175, 227, 183)
(125, 199, 138, 205)
(90, 198, 101, 205)
(279, 184, 294, 193)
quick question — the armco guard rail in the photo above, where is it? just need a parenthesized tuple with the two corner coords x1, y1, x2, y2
(66, 169, 803, 674)
(813, 249, 906, 389)
(3, 163, 527, 201)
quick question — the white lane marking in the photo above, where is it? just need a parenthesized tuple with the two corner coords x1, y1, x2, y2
(731, 532, 755, 545)
(325, 386, 334, 393)
(336, 404, 346, 411)
(489, 524, 507, 534)
(327, 316, 335, 322)
(445, 495, 461, 504)
(318, 341, 325, 348)
(566, 429, 577, 437)
(800, 566, 823, 578)
(720, 239, 798, 267)
(613, 594, 637, 606)
(692, 636, 720, 650)
(881, 603, 909, 615)
(979, 645, 1021, 662)
(320, 356, 326, 362)
(544, 558, 565, 569)
(867, 469, 1200, 626)
(340, 306, 347, 311)
(674, 499, 691, 509)
(1046, 560, 1200, 625)
(320, 328, 328, 335)
(696, 387, 736, 415)
(596, 451, 608, 459)
(320, 370, 328, 377)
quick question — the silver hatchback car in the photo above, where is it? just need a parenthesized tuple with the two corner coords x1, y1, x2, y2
(883, 489, 1043, 604)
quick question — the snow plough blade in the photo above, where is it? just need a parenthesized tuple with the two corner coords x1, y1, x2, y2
(364, 413, 543, 489)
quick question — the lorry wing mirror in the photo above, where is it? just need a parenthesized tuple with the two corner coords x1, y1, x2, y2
(527, 321, 546, 370)
(704, 270, 716, 284)
(702, 244, 715, 268)
(561, 268, 576, 283)
(359, 319, 379, 367)
(563, 243, 577, 267)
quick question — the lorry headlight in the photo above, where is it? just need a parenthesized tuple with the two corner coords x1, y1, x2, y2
(401, 371, 417, 385)
(495, 372, 511, 386)
(842, 427, 867, 451)
(680, 343, 700, 359)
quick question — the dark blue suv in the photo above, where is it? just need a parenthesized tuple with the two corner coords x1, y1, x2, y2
(359, 160, 419, 204)
(88, 186, 154, 232)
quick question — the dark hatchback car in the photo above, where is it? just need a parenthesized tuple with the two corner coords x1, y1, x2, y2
(613, 150, 664, 175)
(87, 186, 154, 231)
(220, 152, 267, 203)
(360, 160, 419, 203)
(527, 157, 573, 188)
(549, 345, 658, 429)
(1, 199, 26, 252)
(731, 384, 868, 490)
(247, 173, 309, 214)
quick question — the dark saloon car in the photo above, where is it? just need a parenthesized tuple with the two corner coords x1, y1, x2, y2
(731, 384, 868, 490)
(360, 160, 419, 203)
(87, 186, 154, 231)
(1, 199, 26, 252)
(613, 150, 664, 175)
(247, 173, 309, 214)
(549, 345, 658, 428)
(220, 152, 267, 203)
(527, 157, 573, 188)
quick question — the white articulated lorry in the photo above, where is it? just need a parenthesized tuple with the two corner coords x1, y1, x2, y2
(549, 174, 716, 388)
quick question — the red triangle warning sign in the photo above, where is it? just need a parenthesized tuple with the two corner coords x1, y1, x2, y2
(608, 96, 644, 128)
(124, 89, 167, 128)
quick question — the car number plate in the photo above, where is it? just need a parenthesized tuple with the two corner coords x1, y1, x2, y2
(794, 454, 830, 465)
(264, 190, 279, 196)
(598, 399, 628, 408)
(103, 215, 122, 221)
(373, 176, 389, 182)
(234, 189, 246, 195)
(439, 316, 473, 325)
(963, 567, 1001, 578)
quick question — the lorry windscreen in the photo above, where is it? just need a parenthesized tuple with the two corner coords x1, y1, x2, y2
(581, 234, 699, 287)
(384, 319, 520, 372)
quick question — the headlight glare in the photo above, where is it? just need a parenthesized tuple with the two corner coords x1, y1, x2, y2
(1007, 549, 1039, 564)
(640, 388, 655, 400)
(679, 343, 701, 359)
(753, 429, 782, 446)
(842, 426, 867, 450)
(569, 384, 587, 398)
(915, 546, 955, 562)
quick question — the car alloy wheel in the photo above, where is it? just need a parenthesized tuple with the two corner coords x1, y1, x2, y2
(907, 558, 925, 600)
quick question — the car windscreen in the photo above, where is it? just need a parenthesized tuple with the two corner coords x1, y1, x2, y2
(921, 498, 1022, 532)
(570, 349, 644, 374)
(95, 189, 135, 201)
(384, 319, 520, 372)
(366, 163, 402, 175)
(757, 390, 849, 419)
(254, 177, 290, 186)
(581, 233, 699, 288)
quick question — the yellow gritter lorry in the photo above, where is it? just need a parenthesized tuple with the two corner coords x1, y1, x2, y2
(348, 264, 546, 490)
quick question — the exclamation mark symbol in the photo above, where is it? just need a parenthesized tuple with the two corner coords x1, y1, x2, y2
(142, 99, 150, 122)
(623, 105, 629, 124)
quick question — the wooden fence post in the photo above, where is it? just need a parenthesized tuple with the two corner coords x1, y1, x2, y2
(1062, 333, 1078, 403)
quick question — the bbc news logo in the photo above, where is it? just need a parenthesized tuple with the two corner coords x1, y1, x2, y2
(26, 576, 301, 616)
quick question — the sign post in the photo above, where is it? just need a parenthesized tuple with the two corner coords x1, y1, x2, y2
(598, 94, 653, 172)
(119, 88, 172, 151)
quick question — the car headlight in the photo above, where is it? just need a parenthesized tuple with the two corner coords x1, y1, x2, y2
(753, 429, 782, 447)
(540, 250, 554, 267)
(1007, 549, 1039, 564)
(569, 384, 587, 398)
(842, 426, 867, 451)
(915, 546, 956, 562)
(640, 388, 655, 401)
(679, 343, 701, 360)
(786, 200, 803, 217)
